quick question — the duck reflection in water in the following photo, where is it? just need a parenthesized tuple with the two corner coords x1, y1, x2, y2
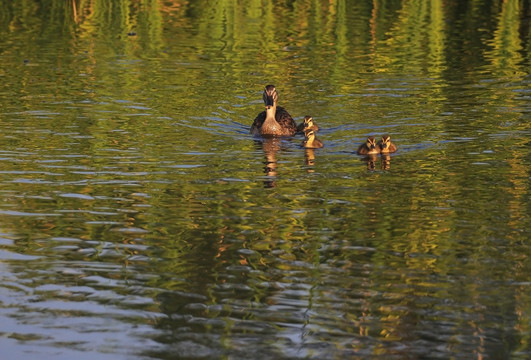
(381, 154, 391, 170)
(361, 152, 393, 170)
(258, 137, 281, 188)
(363, 154, 378, 170)
(304, 148, 316, 172)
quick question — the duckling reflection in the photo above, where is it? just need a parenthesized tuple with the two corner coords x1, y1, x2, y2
(377, 135, 397, 154)
(357, 136, 379, 155)
(362, 154, 378, 170)
(258, 137, 281, 188)
(381, 153, 391, 170)
(304, 148, 316, 172)
(297, 115, 319, 133)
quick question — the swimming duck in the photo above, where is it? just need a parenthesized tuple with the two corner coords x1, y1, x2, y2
(250, 85, 297, 137)
(297, 115, 319, 133)
(302, 129, 323, 149)
(377, 135, 397, 154)
(357, 136, 379, 155)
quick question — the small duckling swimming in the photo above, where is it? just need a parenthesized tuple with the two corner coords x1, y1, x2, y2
(357, 136, 379, 155)
(377, 135, 397, 154)
(297, 115, 319, 133)
(302, 129, 323, 148)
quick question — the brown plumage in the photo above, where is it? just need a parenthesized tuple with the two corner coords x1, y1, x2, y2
(302, 129, 323, 148)
(377, 135, 397, 154)
(297, 115, 319, 133)
(357, 136, 379, 155)
(250, 85, 297, 137)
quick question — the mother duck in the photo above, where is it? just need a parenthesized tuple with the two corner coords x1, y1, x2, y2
(250, 85, 297, 137)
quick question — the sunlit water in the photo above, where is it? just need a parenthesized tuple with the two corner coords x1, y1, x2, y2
(0, 1, 530, 359)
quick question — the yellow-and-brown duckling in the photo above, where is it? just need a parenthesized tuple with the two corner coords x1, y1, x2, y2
(302, 129, 323, 148)
(357, 136, 379, 155)
(377, 135, 397, 154)
(296, 115, 319, 133)
(250, 85, 297, 137)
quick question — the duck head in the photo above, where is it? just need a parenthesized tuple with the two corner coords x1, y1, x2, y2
(379, 135, 391, 150)
(303, 116, 313, 129)
(366, 136, 376, 150)
(263, 85, 278, 107)
(305, 129, 316, 142)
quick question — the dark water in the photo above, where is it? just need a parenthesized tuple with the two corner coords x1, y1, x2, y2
(0, 0, 530, 359)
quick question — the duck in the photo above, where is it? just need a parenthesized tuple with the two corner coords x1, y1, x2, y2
(250, 85, 297, 137)
(357, 136, 379, 155)
(377, 135, 397, 154)
(302, 129, 323, 149)
(297, 115, 319, 133)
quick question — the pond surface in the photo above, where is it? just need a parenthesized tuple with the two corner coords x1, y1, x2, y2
(0, 0, 530, 359)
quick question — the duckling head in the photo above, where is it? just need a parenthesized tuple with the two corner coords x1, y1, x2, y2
(380, 135, 391, 149)
(366, 136, 376, 150)
(305, 129, 316, 141)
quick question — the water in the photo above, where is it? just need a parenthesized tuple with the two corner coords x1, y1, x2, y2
(0, 0, 530, 359)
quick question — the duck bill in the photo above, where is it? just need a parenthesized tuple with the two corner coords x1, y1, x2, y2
(264, 95, 275, 107)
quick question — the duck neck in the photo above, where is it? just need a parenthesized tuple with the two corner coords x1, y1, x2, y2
(261, 105, 280, 135)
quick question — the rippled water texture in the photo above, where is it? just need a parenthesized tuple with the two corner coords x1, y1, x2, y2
(0, 0, 530, 359)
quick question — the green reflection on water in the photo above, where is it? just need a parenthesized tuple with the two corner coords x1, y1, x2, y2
(0, 0, 529, 359)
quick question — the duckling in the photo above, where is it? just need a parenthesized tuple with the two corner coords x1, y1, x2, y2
(377, 135, 397, 154)
(251, 85, 297, 137)
(297, 115, 319, 133)
(357, 136, 379, 155)
(302, 129, 323, 148)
